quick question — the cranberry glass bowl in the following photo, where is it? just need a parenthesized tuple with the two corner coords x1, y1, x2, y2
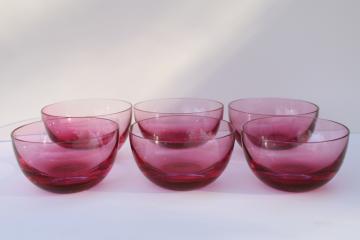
(134, 98, 224, 121)
(242, 116, 349, 192)
(41, 99, 131, 149)
(130, 115, 235, 190)
(228, 98, 319, 145)
(11, 118, 119, 193)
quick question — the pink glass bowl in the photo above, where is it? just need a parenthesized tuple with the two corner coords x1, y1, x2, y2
(130, 116, 235, 190)
(242, 116, 349, 192)
(41, 99, 131, 149)
(11, 118, 119, 193)
(229, 98, 319, 146)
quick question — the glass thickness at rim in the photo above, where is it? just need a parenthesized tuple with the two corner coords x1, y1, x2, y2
(243, 116, 349, 144)
(228, 97, 319, 116)
(41, 98, 132, 117)
(0, 118, 39, 142)
(134, 98, 224, 114)
(130, 115, 234, 143)
(11, 117, 119, 144)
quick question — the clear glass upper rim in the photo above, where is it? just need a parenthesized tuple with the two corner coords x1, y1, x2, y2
(228, 97, 319, 116)
(134, 98, 224, 114)
(0, 118, 39, 142)
(242, 116, 350, 144)
(11, 117, 119, 144)
(130, 115, 234, 142)
(41, 98, 132, 118)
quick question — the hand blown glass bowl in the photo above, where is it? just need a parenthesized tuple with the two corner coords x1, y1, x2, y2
(242, 116, 349, 192)
(41, 99, 131, 149)
(229, 98, 319, 146)
(11, 117, 119, 193)
(130, 115, 235, 190)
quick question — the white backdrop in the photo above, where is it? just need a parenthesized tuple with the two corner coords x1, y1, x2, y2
(1, 0, 359, 131)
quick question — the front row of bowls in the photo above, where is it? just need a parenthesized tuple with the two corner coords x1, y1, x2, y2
(10, 98, 349, 193)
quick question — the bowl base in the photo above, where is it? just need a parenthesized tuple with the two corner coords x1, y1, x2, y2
(137, 160, 229, 191)
(18, 156, 115, 194)
(248, 158, 343, 192)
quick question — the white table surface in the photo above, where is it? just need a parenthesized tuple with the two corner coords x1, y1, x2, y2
(0, 134, 359, 240)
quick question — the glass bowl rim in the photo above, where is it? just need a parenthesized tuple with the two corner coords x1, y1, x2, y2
(0, 118, 39, 143)
(11, 117, 119, 144)
(41, 98, 132, 118)
(130, 115, 234, 143)
(134, 97, 224, 115)
(242, 116, 350, 144)
(228, 97, 319, 116)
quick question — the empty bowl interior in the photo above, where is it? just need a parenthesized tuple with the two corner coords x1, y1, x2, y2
(243, 117, 349, 144)
(131, 115, 232, 143)
(229, 98, 319, 116)
(134, 98, 223, 114)
(42, 99, 132, 117)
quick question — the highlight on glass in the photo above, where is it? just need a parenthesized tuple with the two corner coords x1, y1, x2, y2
(228, 98, 319, 146)
(41, 99, 132, 149)
(242, 116, 349, 192)
(130, 115, 235, 190)
(11, 117, 119, 193)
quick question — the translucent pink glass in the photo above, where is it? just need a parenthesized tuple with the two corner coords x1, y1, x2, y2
(228, 98, 319, 146)
(134, 98, 223, 121)
(130, 116, 235, 190)
(11, 118, 119, 193)
(242, 116, 349, 192)
(134, 98, 223, 144)
(41, 99, 131, 149)
(138, 115, 221, 146)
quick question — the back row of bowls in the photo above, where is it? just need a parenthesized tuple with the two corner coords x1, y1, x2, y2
(11, 98, 349, 193)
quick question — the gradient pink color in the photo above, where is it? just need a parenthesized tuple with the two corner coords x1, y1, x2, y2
(41, 99, 131, 149)
(130, 116, 235, 190)
(11, 118, 119, 193)
(229, 98, 319, 145)
(242, 116, 349, 192)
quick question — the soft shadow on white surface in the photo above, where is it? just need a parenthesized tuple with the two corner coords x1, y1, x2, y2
(1, 135, 359, 200)
(1, 135, 359, 240)
(91, 134, 359, 197)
